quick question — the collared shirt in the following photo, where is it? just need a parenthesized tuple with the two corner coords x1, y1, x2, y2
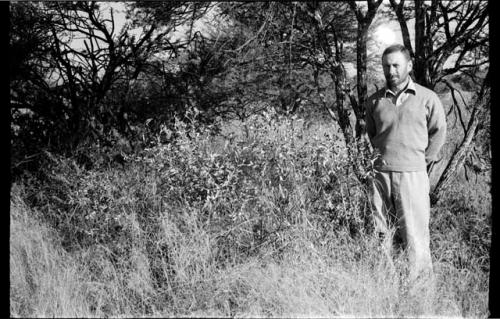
(384, 78, 417, 107)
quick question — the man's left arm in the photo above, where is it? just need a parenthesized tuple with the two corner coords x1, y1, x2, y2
(426, 94, 447, 165)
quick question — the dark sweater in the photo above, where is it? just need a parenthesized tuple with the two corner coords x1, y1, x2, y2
(365, 79, 447, 172)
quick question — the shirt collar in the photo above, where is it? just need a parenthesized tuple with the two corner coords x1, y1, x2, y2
(385, 77, 416, 97)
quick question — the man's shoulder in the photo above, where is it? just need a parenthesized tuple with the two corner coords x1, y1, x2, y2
(413, 82, 439, 99)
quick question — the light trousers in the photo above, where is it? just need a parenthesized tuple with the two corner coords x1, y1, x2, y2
(371, 170, 433, 281)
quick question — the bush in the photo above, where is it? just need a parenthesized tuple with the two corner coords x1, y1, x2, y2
(13, 113, 490, 317)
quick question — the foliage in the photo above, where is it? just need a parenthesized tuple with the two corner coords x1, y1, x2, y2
(218, 2, 357, 116)
(10, 2, 152, 164)
(24, 113, 367, 253)
(12, 115, 490, 317)
(10, 1, 489, 207)
(389, 0, 488, 89)
(10, 1, 217, 172)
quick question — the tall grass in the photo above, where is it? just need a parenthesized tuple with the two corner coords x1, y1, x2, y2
(10, 185, 93, 317)
(10, 112, 490, 317)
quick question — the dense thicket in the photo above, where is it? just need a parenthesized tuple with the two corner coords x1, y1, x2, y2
(10, 0, 489, 202)
(10, 2, 235, 172)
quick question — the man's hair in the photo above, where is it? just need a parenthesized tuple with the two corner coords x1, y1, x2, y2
(382, 44, 411, 61)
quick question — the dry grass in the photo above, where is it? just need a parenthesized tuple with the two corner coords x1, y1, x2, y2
(10, 113, 490, 318)
(10, 185, 93, 317)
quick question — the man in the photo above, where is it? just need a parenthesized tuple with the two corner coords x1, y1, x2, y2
(365, 44, 447, 282)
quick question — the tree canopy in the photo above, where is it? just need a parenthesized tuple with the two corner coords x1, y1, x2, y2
(10, 1, 489, 204)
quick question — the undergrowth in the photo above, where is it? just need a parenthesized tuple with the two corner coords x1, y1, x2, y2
(10, 113, 490, 317)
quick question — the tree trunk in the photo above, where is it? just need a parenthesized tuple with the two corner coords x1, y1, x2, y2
(355, 21, 369, 139)
(430, 104, 486, 205)
(414, 0, 431, 88)
(431, 74, 489, 204)
(349, 0, 383, 184)
(389, 0, 414, 58)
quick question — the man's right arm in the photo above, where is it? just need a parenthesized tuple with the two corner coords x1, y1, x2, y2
(425, 93, 447, 164)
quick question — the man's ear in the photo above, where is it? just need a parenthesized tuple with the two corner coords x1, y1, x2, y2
(408, 60, 413, 72)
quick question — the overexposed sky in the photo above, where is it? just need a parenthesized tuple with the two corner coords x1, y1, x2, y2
(101, 2, 217, 41)
(70, 2, 474, 85)
(70, 2, 213, 48)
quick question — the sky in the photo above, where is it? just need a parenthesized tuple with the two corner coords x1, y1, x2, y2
(100, 2, 401, 78)
(76, 2, 465, 86)
(103, 2, 403, 50)
(100, 2, 216, 42)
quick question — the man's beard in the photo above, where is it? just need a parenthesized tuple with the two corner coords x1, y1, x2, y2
(387, 75, 407, 89)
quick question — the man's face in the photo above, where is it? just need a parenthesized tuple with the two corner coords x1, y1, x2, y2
(382, 51, 412, 89)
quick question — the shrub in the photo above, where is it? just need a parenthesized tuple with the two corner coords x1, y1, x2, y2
(14, 113, 490, 317)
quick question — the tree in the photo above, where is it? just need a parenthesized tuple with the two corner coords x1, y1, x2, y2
(11, 1, 221, 172)
(430, 70, 490, 204)
(289, 1, 385, 185)
(216, 2, 310, 118)
(129, 2, 251, 128)
(348, 0, 383, 139)
(218, 2, 377, 184)
(389, 0, 488, 89)
(11, 2, 165, 155)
